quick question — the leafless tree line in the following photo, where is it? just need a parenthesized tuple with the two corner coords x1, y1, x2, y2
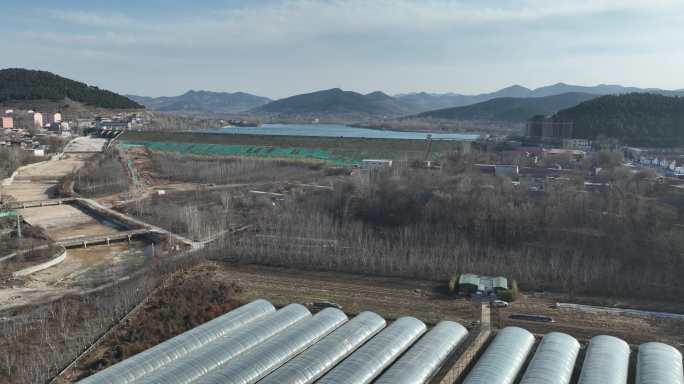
(73, 152, 129, 197)
(121, 190, 237, 241)
(218, 161, 684, 300)
(0, 147, 42, 179)
(151, 153, 324, 184)
(140, 114, 222, 132)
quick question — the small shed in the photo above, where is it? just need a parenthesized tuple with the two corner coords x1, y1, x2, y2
(459, 274, 508, 296)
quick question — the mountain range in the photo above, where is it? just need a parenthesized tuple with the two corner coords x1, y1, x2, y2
(127, 90, 272, 116)
(396, 83, 684, 112)
(6, 67, 684, 128)
(132, 82, 684, 123)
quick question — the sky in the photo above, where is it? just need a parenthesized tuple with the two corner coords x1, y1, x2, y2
(2, 0, 684, 99)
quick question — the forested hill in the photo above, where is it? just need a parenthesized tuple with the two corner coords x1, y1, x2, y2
(252, 88, 415, 119)
(554, 93, 684, 147)
(412, 92, 598, 123)
(128, 90, 271, 115)
(0, 68, 142, 109)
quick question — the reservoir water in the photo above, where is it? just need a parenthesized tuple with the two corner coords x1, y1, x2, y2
(202, 123, 480, 141)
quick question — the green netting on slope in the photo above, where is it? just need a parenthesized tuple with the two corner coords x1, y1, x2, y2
(120, 141, 354, 165)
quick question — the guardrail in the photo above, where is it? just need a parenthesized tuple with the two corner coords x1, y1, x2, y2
(56, 229, 155, 248)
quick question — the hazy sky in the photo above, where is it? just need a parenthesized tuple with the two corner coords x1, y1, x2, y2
(3, 0, 684, 98)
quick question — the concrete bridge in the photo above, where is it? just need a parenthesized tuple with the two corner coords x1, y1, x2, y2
(1, 198, 76, 210)
(3, 197, 196, 248)
(56, 229, 158, 248)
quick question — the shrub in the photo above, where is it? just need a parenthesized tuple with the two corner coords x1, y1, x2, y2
(448, 273, 460, 294)
(510, 279, 520, 300)
(497, 280, 520, 302)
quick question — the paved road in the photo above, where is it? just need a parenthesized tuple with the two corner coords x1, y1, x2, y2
(64, 136, 108, 153)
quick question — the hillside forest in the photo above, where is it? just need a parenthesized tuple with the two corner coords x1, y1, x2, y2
(0, 68, 142, 109)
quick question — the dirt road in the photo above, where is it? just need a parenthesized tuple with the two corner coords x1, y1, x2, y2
(212, 263, 481, 326)
(205, 263, 684, 351)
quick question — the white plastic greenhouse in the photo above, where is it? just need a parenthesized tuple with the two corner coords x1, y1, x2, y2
(519, 332, 580, 384)
(135, 303, 310, 384)
(577, 335, 630, 384)
(76, 299, 684, 384)
(374, 321, 468, 384)
(316, 316, 427, 384)
(259, 311, 386, 384)
(636, 342, 684, 384)
(192, 308, 347, 384)
(77, 299, 275, 384)
(461, 326, 535, 384)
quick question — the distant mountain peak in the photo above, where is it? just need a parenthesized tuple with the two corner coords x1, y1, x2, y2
(252, 87, 414, 119)
(503, 84, 531, 91)
(128, 89, 272, 115)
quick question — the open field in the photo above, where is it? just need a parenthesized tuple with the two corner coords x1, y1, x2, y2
(213, 263, 482, 326)
(211, 263, 684, 351)
(0, 240, 150, 309)
(120, 130, 468, 163)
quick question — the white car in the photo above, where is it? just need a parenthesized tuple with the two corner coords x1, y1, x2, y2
(493, 300, 510, 308)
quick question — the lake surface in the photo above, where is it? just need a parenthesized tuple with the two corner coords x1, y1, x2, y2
(202, 123, 480, 141)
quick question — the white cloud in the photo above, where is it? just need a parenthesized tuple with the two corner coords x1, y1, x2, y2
(7, 0, 684, 96)
(48, 10, 133, 27)
(35, 0, 684, 51)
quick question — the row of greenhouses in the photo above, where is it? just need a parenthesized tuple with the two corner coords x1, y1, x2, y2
(463, 327, 683, 384)
(79, 300, 469, 384)
(78, 299, 683, 384)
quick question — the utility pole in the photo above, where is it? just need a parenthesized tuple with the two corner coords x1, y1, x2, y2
(16, 214, 22, 239)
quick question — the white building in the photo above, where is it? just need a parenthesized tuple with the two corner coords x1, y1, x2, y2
(361, 159, 393, 169)
(33, 113, 44, 128)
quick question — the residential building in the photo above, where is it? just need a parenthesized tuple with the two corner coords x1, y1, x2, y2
(543, 148, 586, 160)
(526, 116, 574, 138)
(562, 138, 592, 151)
(33, 113, 43, 128)
(1, 116, 13, 129)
